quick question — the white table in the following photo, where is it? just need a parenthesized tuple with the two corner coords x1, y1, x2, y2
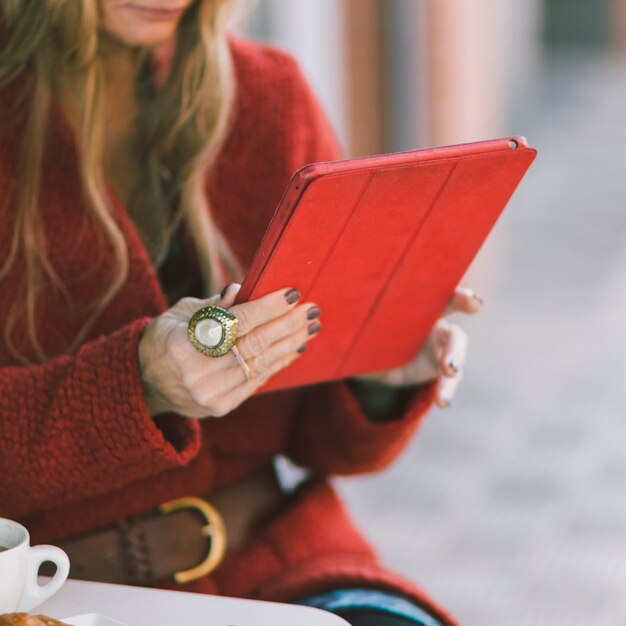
(38, 579, 348, 626)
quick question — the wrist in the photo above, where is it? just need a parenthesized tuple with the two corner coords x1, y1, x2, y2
(138, 321, 169, 417)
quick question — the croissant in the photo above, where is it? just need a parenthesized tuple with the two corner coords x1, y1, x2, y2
(0, 615, 70, 626)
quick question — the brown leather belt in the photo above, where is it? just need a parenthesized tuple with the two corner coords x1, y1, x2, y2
(42, 466, 286, 585)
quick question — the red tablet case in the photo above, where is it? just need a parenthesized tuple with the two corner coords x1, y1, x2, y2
(236, 137, 537, 393)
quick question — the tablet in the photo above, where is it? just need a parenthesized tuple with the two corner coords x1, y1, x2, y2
(235, 137, 537, 393)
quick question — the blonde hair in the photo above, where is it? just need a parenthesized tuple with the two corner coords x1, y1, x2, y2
(0, 0, 242, 364)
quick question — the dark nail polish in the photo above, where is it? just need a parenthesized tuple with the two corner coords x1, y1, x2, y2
(308, 321, 322, 335)
(297, 344, 308, 354)
(448, 359, 459, 373)
(284, 288, 301, 304)
(220, 283, 232, 300)
(307, 306, 321, 320)
(472, 292, 485, 305)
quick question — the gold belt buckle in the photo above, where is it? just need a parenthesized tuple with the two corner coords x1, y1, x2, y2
(159, 496, 228, 584)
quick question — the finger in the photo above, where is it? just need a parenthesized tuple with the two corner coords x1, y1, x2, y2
(210, 348, 304, 416)
(219, 282, 242, 307)
(247, 319, 321, 377)
(179, 290, 311, 383)
(166, 284, 244, 380)
(443, 286, 484, 317)
(236, 302, 320, 361)
(437, 371, 463, 408)
(215, 320, 322, 392)
(439, 323, 469, 377)
(181, 288, 310, 384)
(429, 318, 453, 368)
(229, 287, 301, 336)
(183, 310, 313, 382)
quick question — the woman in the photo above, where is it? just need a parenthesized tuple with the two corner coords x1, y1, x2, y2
(0, 1, 481, 624)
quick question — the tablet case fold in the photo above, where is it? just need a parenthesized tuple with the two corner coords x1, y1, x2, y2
(236, 138, 537, 393)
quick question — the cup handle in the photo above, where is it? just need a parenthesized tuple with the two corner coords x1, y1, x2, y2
(17, 545, 70, 612)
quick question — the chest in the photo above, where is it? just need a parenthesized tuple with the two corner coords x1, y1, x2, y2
(102, 91, 141, 211)
(0, 80, 293, 364)
(0, 110, 166, 364)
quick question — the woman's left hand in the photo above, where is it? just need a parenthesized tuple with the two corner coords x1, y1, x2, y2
(353, 286, 484, 408)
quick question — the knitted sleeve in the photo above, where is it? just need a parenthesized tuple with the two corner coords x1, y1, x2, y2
(277, 53, 440, 474)
(0, 318, 200, 519)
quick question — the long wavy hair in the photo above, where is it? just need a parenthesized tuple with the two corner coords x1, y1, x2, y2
(0, 0, 243, 364)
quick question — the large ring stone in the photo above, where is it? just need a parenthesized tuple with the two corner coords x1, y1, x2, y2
(187, 306, 238, 357)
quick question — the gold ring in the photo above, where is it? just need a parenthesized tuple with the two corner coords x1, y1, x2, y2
(187, 306, 238, 357)
(231, 345, 252, 382)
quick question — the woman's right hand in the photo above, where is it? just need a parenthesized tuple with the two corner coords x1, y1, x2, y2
(138, 284, 321, 418)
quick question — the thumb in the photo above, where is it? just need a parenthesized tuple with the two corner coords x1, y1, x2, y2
(218, 282, 242, 308)
(169, 283, 242, 319)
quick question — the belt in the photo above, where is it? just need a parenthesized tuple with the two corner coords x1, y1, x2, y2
(42, 466, 285, 586)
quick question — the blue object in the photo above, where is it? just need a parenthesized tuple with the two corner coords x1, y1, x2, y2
(297, 587, 445, 626)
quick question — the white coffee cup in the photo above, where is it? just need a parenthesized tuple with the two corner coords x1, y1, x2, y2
(0, 518, 70, 613)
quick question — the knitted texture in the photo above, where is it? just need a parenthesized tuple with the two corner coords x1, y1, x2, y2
(0, 35, 452, 625)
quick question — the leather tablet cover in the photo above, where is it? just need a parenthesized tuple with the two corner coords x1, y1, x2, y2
(236, 137, 537, 393)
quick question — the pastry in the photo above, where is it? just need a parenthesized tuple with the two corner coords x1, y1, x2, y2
(0, 614, 70, 626)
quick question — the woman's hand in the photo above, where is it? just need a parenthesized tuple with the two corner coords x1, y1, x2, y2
(138, 284, 322, 418)
(353, 286, 484, 408)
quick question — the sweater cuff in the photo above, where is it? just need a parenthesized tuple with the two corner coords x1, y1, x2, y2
(347, 378, 429, 423)
(294, 377, 438, 474)
(334, 377, 438, 442)
(83, 318, 201, 474)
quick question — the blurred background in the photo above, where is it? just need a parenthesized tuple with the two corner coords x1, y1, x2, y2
(240, 2, 626, 625)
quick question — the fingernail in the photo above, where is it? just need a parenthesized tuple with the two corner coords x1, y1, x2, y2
(307, 306, 321, 320)
(297, 344, 308, 354)
(448, 359, 459, 373)
(439, 396, 452, 408)
(472, 291, 484, 305)
(308, 321, 322, 335)
(284, 288, 301, 304)
(220, 283, 233, 300)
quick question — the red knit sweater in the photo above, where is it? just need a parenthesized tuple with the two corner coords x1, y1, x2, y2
(0, 36, 455, 625)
